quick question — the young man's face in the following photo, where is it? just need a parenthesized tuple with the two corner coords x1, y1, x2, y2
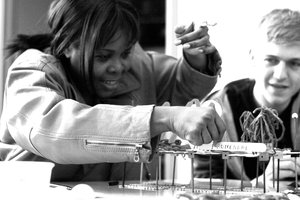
(252, 40, 300, 112)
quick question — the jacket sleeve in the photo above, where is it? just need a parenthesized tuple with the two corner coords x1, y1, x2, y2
(148, 49, 222, 106)
(3, 50, 154, 164)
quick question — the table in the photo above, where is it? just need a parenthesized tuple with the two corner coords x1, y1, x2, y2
(52, 180, 180, 200)
(51, 179, 300, 200)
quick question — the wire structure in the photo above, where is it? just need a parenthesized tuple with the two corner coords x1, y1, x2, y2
(120, 140, 300, 197)
(120, 103, 300, 198)
(240, 107, 285, 147)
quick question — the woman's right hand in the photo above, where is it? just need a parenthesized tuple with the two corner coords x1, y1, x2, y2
(151, 103, 226, 146)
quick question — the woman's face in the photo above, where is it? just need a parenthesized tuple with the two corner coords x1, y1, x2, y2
(252, 40, 300, 112)
(65, 31, 134, 98)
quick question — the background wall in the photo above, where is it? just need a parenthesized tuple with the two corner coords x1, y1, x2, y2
(1, 0, 52, 114)
(166, 0, 300, 91)
(165, 0, 300, 183)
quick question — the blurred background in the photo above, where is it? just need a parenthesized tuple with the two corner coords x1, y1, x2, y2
(0, 0, 299, 182)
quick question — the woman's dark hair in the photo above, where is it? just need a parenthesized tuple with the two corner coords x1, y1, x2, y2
(6, 34, 53, 56)
(48, 0, 140, 94)
(7, 0, 140, 95)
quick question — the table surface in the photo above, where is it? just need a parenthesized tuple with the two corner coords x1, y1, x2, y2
(51, 179, 300, 200)
(53, 180, 180, 200)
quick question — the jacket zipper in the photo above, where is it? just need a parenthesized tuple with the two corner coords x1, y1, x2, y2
(85, 140, 143, 162)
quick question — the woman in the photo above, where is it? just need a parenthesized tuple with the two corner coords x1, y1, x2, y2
(0, 0, 224, 181)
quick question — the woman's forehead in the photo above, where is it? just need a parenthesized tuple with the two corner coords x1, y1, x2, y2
(97, 30, 133, 50)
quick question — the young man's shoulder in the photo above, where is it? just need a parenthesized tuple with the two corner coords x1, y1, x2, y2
(205, 78, 254, 101)
(225, 78, 254, 91)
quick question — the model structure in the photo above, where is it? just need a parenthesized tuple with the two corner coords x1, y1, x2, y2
(121, 102, 300, 199)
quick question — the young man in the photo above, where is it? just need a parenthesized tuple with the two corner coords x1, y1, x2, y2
(194, 8, 300, 186)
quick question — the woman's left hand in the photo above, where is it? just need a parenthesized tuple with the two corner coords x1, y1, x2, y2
(174, 22, 217, 72)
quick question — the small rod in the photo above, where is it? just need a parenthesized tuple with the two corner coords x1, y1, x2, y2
(140, 162, 144, 184)
(272, 156, 275, 188)
(256, 157, 259, 187)
(241, 157, 244, 191)
(224, 158, 227, 194)
(209, 155, 212, 190)
(277, 158, 280, 192)
(172, 155, 176, 186)
(158, 154, 162, 180)
(122, 162, 127, 187)
(156, 156, 159, 190)
(295, 157, 298, 191)
(263, 161, 266, 193)
(191, 156, 194, 193)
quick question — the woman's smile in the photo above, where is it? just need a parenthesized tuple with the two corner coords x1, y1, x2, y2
(101, 79, 120, 89)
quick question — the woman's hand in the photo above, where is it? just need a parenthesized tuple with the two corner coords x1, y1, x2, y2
(151, 103, 226, 146)
(174, 22, 217, 72)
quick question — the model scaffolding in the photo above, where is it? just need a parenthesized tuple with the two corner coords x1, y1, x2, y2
(121, 104, 300, 197)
